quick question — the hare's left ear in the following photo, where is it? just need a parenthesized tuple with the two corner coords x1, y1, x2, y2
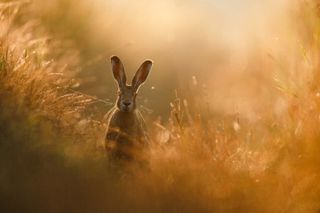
(111, 55, 127, 89)
(132, 60, 153, 91)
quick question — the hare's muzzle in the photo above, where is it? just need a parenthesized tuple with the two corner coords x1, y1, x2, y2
(120, 100, 134, 112)
(123, 101, 131, 107)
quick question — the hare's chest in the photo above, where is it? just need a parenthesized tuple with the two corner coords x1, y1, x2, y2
(108, 112, 140, 136)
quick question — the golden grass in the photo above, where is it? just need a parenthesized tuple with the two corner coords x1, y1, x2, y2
(1, 1, 320, 212)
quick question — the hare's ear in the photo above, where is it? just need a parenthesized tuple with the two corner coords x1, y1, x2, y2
(111, 56, 126, 88)
(132, 60, 152, 91)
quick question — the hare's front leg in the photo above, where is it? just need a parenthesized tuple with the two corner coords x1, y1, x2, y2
(105, 127, 119, 150)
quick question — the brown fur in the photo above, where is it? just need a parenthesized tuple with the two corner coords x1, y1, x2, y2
(105, 56, 152, 161)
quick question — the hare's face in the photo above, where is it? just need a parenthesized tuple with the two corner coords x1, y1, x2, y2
(110, 56, 152, 113)
(117, 86, 136, 112)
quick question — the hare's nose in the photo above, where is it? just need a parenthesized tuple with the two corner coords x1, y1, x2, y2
(123, 102, 131, 106)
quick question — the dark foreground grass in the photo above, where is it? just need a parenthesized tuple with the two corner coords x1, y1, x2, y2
(1, 1, 320, 213)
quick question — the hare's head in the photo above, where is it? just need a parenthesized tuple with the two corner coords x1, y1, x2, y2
(110, 56, 152, 112)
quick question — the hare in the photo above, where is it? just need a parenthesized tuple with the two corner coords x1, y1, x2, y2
(105, 56, 152, 162)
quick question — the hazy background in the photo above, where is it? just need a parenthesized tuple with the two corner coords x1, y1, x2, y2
(2, 1, 320, 212)
(24, 0, 295, 119)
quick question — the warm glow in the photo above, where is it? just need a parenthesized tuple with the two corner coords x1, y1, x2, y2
(1, 0, 320, 212)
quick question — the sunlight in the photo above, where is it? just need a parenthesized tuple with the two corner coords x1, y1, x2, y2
(2, 0, 320, 212)
(98, 0, 291, 51)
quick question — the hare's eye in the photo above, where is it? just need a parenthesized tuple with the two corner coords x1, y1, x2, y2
(117, 91, 121, 95)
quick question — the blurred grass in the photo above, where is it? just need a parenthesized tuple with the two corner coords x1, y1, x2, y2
(1, 0, 320, 213)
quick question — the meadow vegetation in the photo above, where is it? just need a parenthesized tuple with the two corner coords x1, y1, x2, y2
(1, 1, 320, 212)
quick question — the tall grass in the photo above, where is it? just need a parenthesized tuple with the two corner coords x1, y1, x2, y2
(1, 1, 320, 213)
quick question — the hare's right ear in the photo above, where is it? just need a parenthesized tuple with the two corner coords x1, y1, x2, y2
(132, 60, 152, 91)
(110, 56, 126, 88)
